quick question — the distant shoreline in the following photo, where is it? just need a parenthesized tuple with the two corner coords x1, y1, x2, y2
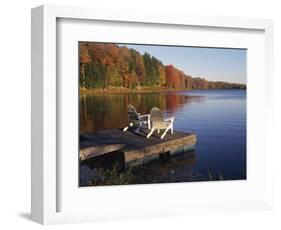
(80, 86, 246, 95)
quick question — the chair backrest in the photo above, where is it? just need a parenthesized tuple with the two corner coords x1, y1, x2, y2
(150, 107, 165, 129)
(127, 104, 140, 121)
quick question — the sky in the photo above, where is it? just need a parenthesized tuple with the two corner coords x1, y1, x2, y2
(122, 44, 246, 84)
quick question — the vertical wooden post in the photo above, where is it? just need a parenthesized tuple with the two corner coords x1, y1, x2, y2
(159, 151, 171, 163)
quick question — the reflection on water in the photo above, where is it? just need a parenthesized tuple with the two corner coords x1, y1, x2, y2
(80, 89, 246, 184)
(80, 92, 205, 133)
(80, 150, 197, 186)
(132, 151, 197, 184)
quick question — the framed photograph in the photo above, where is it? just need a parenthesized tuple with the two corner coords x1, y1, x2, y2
(31, 5, 274, 224)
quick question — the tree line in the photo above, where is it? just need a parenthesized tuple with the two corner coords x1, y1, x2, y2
(79, 42, 246, 90)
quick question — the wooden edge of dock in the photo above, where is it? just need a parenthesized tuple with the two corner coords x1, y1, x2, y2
(79, 129, 197, 167)
(80, 144, 126, 161)
(123, 134, 196, 167)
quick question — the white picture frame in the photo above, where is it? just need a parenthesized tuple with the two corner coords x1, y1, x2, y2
(31, 4, 274, 225)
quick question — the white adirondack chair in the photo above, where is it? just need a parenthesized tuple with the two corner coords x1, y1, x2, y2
(123, 104, 151, 133)
(147, 107, 175, 140)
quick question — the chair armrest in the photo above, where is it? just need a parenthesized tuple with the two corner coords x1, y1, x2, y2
(139, 114, 150, 119)
(164, 116, 175, 122)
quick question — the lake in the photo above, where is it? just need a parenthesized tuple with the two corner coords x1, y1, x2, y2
(80, 89, 246, 184)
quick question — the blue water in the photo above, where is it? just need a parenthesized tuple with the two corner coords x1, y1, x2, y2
(80, 89, 246, 182)
(169, 89, 246, 180)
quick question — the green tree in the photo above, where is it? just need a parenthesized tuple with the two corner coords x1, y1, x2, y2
(107, 67, 122, 86)
(129, 49, 146, 87)
(158, 64, 166, 86)
(143, 53, 160, 86)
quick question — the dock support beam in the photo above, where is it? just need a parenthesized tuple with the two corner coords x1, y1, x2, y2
(159, 151, 171, 163)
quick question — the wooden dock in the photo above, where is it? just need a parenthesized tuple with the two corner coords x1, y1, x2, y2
(80, 128, 196, 168)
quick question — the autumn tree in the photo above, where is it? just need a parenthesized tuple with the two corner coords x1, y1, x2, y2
(129, 49, 146, 88)
(79, 42, 246, 91)
(178, 71, 186, 88)
(165, 65, 183, 88)
(79, 43, 92, 89)
(184, 75, 193, 89)
(118, 46, 131, 87)
(191, 77, 209, 89)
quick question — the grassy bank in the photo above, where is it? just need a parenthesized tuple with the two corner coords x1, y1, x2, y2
(80, 86, 245, 95)
(84, 165, 230, 186)
(81, 158, 246, 186)
(80, 86, 191, 95)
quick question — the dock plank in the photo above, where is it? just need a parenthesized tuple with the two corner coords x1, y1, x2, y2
(80, 128, 197, 166)
(80, 144, 126, 161)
